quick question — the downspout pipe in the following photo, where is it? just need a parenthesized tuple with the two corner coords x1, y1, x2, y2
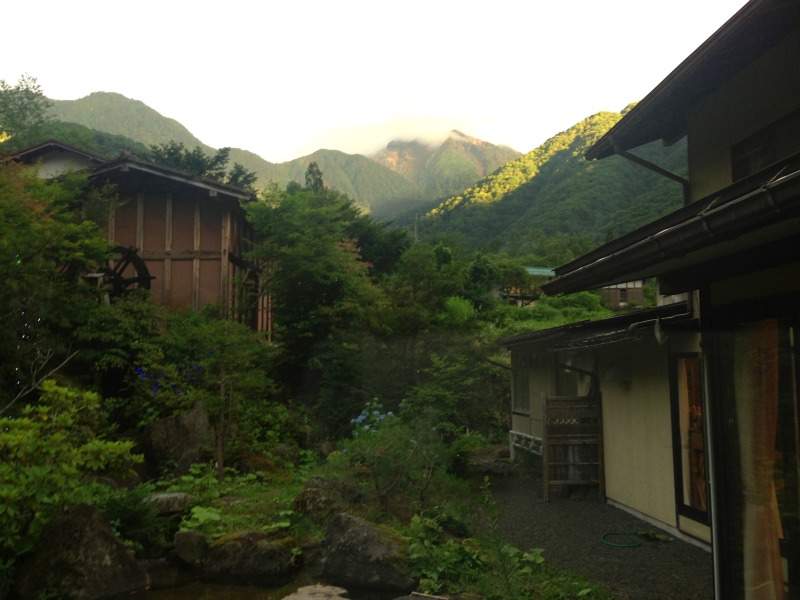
(610, 136, 692, 206)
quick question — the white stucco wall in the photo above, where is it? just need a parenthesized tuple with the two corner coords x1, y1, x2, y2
(31, 150, 99, 178)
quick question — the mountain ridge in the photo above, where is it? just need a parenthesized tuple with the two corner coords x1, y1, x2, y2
(11, 91, 686, 263)
(48, 92, 518, 219)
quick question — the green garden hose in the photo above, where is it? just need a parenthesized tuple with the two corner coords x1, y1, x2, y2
(601, 531, 642, 547)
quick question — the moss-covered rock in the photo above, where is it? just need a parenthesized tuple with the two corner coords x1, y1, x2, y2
(13, 504, 148, 599)
(318, 513, 415, 593)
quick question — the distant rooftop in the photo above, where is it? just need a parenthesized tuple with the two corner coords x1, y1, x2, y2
(526, 267, 555, 278)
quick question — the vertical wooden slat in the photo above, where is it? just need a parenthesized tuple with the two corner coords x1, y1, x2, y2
(220, 204, 231, 317)
(543, 393, 603, 501)
(193, 200, 201, 310)
(108, 201, 116, 244)
(542, 391, 550, 502)
(136, 192, 144, 251)
(163, 193, 173, 306)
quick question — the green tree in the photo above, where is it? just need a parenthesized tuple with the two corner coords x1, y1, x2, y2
(158, 310, 274, 480)
(345, 215, 411, 278)
(0, 162, 110, 415)
(149, 141, 257, 191)
(0, 74, 53, 140)
(247, 177, 387, 434)
(0, 381, 140, 574)
(74, 292, 167, 426)
(304, 161, 324, 192)
(226, 162, 259, 191)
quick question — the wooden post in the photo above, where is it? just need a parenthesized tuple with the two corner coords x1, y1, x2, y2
(220, 204, 231, 317)
(164, 193, 172, 305)
(136, 192, 144, 251)
(542, 391, 549, 502)
(193, 200, 201, 310)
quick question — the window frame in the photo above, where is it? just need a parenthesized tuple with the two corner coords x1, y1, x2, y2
(670, 352, 710, 524)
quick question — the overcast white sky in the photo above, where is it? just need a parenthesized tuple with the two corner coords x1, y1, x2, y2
(3, 0, 748, 163)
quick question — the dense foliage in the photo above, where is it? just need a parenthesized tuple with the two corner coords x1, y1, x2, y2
(149, 141, 258, 191)
(0, 163, 111, 413)
(0, 382, 140, 560)
(420, 109, 687, 259)
(0, 75, 53, 139)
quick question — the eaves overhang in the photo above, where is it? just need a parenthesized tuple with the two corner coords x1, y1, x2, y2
(9, 138, 110, 167)
(585, 0, 800, 160)
(90, 158, 257, 203)
(542, 158, 800, 296)
(503, 302, 692, 350)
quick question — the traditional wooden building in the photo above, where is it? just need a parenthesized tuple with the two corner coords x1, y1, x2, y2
(514, 1, 800, 597)
(12, 140, 267, 330)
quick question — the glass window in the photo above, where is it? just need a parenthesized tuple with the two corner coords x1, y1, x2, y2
(512, 358, 530, 413)
(672, 355, 708, 519)
(712, 319, 800, 599)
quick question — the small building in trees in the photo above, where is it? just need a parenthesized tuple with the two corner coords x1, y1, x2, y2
(499, 267, 554, 307)
(11, 139, 266, 330)
(599, 280, 645, 309)
(509, 1, 800, 596)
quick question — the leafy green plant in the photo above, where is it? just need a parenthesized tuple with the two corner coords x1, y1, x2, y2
(0, 381, 140, 584)
(408, 513, 484, 594)
(99, 483, 177, 557)
(472, 478, 612, 600)
(342, 401, 450, 510)
(180, 506, 223, 536)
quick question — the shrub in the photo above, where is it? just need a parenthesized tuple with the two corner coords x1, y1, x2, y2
(0, 381, 141, 583)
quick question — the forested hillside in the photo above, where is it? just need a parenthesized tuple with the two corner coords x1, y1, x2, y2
(254, 150, 427, 219)
(419, 108, 687, 261)
(45, 93, 514, 220)
(52, 92, 203, 150)
(18, 91, 688, 257)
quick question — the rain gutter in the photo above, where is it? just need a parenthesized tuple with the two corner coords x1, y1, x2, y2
(543, 167, 800, 296)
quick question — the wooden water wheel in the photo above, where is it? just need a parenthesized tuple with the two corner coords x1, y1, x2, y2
(87, 245, 154, 299)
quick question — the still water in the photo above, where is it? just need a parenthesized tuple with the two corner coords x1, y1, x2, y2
(144, 581, 303, 600)
(142, 575, 399, 599)
(145, 582, 299, 600)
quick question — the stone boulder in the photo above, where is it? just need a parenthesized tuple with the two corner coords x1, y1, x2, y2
(13, 504, 148, 600)
(139, 402, 215, 475)
(319, 513, 415, 593)
(280, 584, 349, 599)
(202, 531, 298, 586)
(293, 476, 366, 522)
(146, 492, 197, 515)
(172, 529, 208, 565)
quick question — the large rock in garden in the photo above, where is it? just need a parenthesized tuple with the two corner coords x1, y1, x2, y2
(318, 513, 415, 593)
(202, 532, 298, 586)
(293, 476, 366, 522)
(13, 504, 148, 600)
(139, 402, 215, 475)
(280, 584, 350, 599)
(172, 529, 208, 565)
(146, 492, 197, 515)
